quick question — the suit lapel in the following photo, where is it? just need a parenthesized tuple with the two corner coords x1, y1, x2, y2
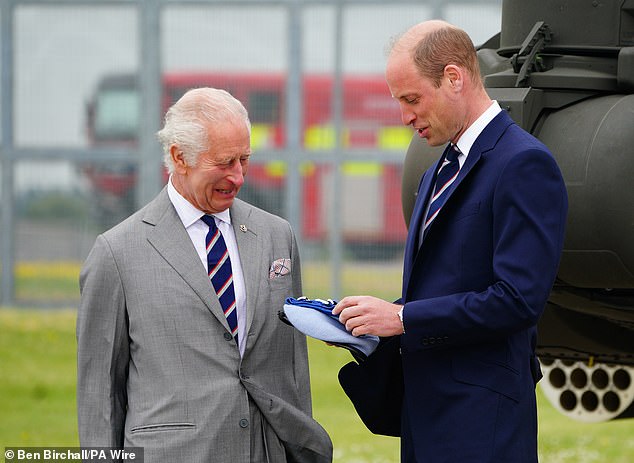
(418, 146, 481, 243)
(403, 146, 482, 298)
(417, 110, 513, 246)
(403, 149, 446, 274)
(144, 189, 230, 330)
(404, 110, 515, 295)
(230, 199, 262, 346)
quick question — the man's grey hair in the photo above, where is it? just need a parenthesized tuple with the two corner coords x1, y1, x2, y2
(157, 87, 251, 174)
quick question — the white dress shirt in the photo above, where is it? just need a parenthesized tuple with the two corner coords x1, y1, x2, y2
(453, 100, 502, 162)
(167, 178, 248, 356)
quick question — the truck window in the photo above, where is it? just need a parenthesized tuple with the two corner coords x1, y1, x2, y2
(249, 91, 280, 124)
(94, 88, 140, 141)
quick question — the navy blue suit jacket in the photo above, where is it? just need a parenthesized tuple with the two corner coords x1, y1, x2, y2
(398, 110, 567, 462)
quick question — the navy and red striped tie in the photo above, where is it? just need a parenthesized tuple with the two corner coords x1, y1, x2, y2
(201, 215, 238, 340)
(423, 144, 461, 234)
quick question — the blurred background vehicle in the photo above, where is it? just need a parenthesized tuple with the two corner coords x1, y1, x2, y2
(83, 71, 410, 257)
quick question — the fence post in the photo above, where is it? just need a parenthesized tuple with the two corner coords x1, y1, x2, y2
(137, 0, 163, 210)
(1, 0, 16, 306)
(285, 1, 303, 251)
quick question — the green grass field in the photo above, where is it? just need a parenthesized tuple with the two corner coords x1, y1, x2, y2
(1, 308, 633, 462)
(3, 260, 634, 461)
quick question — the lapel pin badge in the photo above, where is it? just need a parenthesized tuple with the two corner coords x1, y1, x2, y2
(240, 224, 248, 233)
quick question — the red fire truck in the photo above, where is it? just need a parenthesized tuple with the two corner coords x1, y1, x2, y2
(84, 71, 412, 256)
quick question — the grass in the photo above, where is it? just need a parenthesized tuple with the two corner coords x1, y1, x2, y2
(10, 260, 401, 305)
(0, 309, 78, 447)
(13, 262, 81, 304)
(1, 308, 634, 462)
(3, 261, 634, 461)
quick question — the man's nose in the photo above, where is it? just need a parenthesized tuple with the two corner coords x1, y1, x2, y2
(228, 159, 245, 185)
(400, 106, 415, 126)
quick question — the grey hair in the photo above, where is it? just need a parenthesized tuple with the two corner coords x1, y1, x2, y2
(157, 87, 251, 174)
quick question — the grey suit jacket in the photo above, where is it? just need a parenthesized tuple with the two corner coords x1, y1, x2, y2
(77, 188, 332, 462)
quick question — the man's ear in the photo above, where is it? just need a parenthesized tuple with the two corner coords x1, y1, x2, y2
(170, 145, 187, 173)
(444, 64, 463, 91)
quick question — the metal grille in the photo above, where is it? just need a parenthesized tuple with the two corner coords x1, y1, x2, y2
(0, 0, 503, 306)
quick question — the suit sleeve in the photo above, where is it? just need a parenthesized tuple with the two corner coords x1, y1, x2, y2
(402, 147, 568, 350)
(76, 234, 129, 446)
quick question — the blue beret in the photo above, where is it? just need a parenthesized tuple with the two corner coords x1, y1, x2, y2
(280, 297, 379, 360)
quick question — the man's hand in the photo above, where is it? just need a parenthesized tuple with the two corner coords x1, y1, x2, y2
(333, 295, 404, 337)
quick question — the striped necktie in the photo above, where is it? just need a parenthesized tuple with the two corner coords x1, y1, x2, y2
(423, 144, 461, 234)
(201, 215, 238, 340)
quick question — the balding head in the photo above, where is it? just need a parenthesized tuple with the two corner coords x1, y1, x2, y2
(388, 20, 481, 89)
(389, 20, 449, 55)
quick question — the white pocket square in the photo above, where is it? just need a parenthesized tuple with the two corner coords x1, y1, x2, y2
(269, 258, 291, 279)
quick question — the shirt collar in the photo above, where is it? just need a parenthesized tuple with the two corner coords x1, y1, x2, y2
(167, 177, 232, 228)
(455, 100, 502, 156)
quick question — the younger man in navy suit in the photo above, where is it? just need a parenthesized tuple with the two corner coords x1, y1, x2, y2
(334, 20, 567, 463)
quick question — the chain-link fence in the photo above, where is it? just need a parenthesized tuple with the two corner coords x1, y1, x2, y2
(0, 0, 502, 307)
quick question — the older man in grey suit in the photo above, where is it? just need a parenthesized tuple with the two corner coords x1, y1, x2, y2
(77, 87, 333, 462)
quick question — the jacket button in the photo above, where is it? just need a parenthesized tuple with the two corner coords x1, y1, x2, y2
(239, 419, 249, 428)
(223, 332, 233, 341)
